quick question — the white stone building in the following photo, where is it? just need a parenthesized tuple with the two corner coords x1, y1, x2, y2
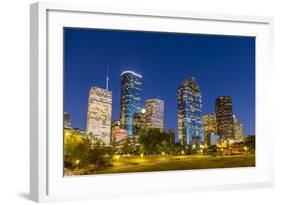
(86, 87, 112, 145)
(144, 98, 164, 130)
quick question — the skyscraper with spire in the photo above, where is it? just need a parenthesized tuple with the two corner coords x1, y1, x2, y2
(86, 68, 112, 145)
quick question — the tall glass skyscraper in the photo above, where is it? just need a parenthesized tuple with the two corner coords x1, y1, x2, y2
(120, 71, 142, 136)
(177, 77, 204, 145)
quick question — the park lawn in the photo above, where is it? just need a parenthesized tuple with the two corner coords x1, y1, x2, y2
(94, 155, 255, 174)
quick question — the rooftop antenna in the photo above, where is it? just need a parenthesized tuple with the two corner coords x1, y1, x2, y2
(106, 66, 109, 91)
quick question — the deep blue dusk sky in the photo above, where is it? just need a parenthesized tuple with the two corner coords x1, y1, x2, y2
(64, 28, 255, 136)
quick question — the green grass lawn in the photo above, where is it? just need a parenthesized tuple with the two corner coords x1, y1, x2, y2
(90, 154, 255, 175)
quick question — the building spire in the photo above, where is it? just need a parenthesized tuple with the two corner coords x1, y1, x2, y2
(106, 66, 109, 90)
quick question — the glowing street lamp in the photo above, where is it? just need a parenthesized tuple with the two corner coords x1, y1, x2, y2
(140, 153, 144, 158)
(75, 159, 80, 171)
(114, 155, 120, 160)
(181, 150, 185, 155)
(244, 146, 248, 154)
(161, 151, 165, 156)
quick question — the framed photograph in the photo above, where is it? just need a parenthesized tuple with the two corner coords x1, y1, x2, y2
(30, 2, 274, 202)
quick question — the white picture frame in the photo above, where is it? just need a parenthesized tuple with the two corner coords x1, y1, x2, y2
(30, 2, 274, 202)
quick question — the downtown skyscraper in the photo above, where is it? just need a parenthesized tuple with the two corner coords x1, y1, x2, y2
(215, 96, 234, 140)
(64, 112, 72, 129)
(203, 114, 216, 145)
(177, 77, 204, 145)
(233, 115, 244, 142)
(120, 71, 142, 136)
(144, 99, 164, 131)
(86, 87, 112, 145)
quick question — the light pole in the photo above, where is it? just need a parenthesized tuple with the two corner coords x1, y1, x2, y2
(243, 146, 248, 154)
(75, 159, 80, 171)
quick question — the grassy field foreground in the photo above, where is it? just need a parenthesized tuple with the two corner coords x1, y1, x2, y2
(90, 154, 255, 175)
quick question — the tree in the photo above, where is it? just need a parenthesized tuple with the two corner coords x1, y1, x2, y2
(64, 131, 114, 171)
(168, 129, 176, 145)
(244, 135, 255, 150)
(138, 128, 173, 155)
(88, 136, 114, 168)
(120, 137, 135, 154)
(64, 131, 91, 169)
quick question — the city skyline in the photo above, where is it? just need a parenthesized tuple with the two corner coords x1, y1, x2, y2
(64, 28, 255, 137)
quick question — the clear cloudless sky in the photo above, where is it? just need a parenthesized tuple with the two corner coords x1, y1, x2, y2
(64, 28, 255, 137)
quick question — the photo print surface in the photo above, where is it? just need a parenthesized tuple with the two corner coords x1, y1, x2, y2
(63, 28, 255, 176)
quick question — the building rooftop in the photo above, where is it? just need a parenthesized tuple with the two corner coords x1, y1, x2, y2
(121, 70, 142, 78)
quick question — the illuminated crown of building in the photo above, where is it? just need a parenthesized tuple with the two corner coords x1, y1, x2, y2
(121, 70, 142, 78)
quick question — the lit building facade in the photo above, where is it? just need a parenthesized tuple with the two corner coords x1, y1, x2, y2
(111, 124, 128, 145)
(144, 99, 164, 130)
(177, 77, 204, 145)
(64, 112, 72, 129)
(203, 114, 216, 145)
(207, 132, 220, 146)
(111, 120, 121, 130)
(120, 71, 142, 136)
(111, 120, 121, 143)
(111, 120, 128, 148)
(133, 108, 145, 137)
(86, 87, 112, 145)
(233, 115, 244, 142)
(215, 96, 234, 140)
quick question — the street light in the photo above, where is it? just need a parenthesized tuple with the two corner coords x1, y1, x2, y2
(244, 146, 248, 154)
(114, 155, 120, 160)
(181, 150, 185, 155)
(75, 160, 80, 171)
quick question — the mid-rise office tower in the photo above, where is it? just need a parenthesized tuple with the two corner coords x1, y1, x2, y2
(203, 114, 216, 145)
(144, 99, 164, 130)
(233, 115, 244, 142)
(120, 71, 142, 136)
(215, 96, 234, 140)
(86, 87, 112, 145)
(64, 112, 72, 129)
(133, 108, 146, 137)
(177, 77, 204, 145)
